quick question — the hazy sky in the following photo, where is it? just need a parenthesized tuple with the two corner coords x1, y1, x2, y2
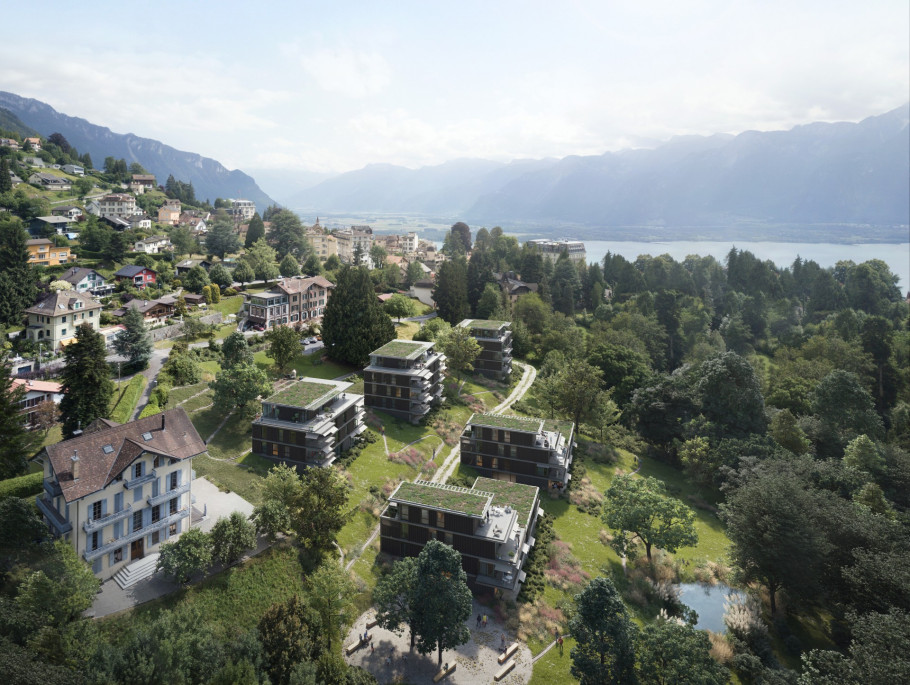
(2, 1, 907, 173)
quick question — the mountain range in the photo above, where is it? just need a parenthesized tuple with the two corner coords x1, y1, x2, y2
(0, 91, 277, 209)
(288, 104, 909, 241)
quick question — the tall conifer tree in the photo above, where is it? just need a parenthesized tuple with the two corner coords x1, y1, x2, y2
(322, 265, 394, 366)
(0, 216, 38, 326)
(60, 325, 114, 436)
(432, 258, 469, 324)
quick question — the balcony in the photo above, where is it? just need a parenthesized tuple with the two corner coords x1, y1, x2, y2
(83, 503, 133, 533)
(35, 495, 72, 535)
(475, 569, 526, 592)
(124, 470, 156, 490)
(43, 478, 62, 498)
(83, 507, 189, 561)
(147, 481, 190, 507)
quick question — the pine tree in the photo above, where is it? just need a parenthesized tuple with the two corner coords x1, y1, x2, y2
(0, 215, 38, 326)
(113, 305, 153, 370)
(322, 265, 394, 366)
(60, 324, 114, 436)
(0, 157, 12, 193)
(0, 353, 42, 478)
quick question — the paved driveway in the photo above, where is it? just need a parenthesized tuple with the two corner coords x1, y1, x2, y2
(192, 476, 255, 533)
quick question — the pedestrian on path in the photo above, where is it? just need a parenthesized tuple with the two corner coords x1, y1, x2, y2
(476, 614, 481, 628)
(483, 614, 488, 627)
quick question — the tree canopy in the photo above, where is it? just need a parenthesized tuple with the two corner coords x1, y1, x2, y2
(322, 265, 394, 366)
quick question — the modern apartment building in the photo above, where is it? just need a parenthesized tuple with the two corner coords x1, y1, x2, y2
(380, 477, 541, 596)
(527, 238, 586, 264)
(460, 413, 575, 491)
(363, 339, 446, 424)
(24, 290, 102, 351)
(252, 377, 366, 468)
(457, 319, 512, 381)
(34, 408, 204, 581)
(241, 275, 334, 329)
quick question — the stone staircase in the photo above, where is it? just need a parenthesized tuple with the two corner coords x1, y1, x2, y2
(113, 552, 160, 590)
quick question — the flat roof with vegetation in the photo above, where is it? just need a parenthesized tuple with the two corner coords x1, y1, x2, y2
(474, 477, 539, 527)
(391, 480, 492, 518)
(468, 412, 544, 433)
(265, 378, 350, 410)
(459, 319, 510, 331)
(371, 339, 433, 360)
(543, 418, 575, 437)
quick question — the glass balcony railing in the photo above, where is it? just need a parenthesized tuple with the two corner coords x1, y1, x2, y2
(83, 503, 133, 533)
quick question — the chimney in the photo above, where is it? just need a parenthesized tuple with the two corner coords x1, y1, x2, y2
(161, 413, 166, 432)
(71, 450, 80, 480)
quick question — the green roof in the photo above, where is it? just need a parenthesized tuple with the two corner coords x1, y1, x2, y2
(473, 477, 540, 528)
(468, 413, 543, 433)
(371, 339, 433, 359)
(265, 378, 347, 409)
(459, 319, 510, 331)
(543, 418, 575, 437)
(392, 480, 491, 517)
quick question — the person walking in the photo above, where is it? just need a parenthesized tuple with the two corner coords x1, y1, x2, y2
(476, 614, 482, 628)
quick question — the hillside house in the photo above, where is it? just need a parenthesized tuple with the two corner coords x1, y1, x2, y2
(59, 267, 115, 297)
(25, 238, 75, 266)
(112, 297, 176, 325)
(133, 235, 172, 254)
(129, 174, 156, 193)
(11, 379, 63, 429)
(34, 408, 204, 581)
(456, 319, 513, 381)
(52, 205, 84, 221)
(28, 172, 71, 191)
(157, 204, 180, 225)
(61, 164, 85, 176)
(363, 339, 445, 424)
(29, 215, 75, 236)
(241, 275, 334, 328)
(113, 265, 157, 290)
(24, 290, 102, 351)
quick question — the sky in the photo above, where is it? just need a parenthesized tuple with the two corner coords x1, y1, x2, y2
(1, 1, 907, 174)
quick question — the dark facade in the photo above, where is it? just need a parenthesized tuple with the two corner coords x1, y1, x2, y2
(460, 413, 575, 491)
(363, 339, 446, 423)
(457, 319, 512, 381)
(379, 478, 541, 596)
(252, 377, 365, 467)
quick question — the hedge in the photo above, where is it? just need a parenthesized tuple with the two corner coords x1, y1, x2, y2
(109, 374, 148, 424)
(138, 398, 162, 419)
(0, 471, 43, 499)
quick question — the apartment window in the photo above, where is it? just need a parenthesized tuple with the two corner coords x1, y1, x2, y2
(168, 523, 177, 536)
(421, 509, 429, 525)
(444, 532, 454, 546)
(170, 498, 178, 515)
(151, 531, 160, 546)
(503, 431, 511, 443)
(169, 471, 178, 490)
(271, 443, 279, 456)
(61, 328, 66, 336)
(134, 463, 143, 479)
(151, 505, 161, 523)
(91, 531, 100, 550)
(436, 512, 446, 528)
(399, 504, 409, 520)
(491, 458, 499, 470)
(114, 548, 123, 563)
(61, 316, 66, 323)
(153, 455, 161, 468)
(92, 500, 102, 520)
(510, 446, 517, 458)
(133, 510, 143, 531)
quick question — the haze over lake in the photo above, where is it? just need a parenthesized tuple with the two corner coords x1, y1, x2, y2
(582, 240, 910, 292)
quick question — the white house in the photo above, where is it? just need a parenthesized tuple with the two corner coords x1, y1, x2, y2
(61, 164, 85, 176)
(12, 378, 64, 429)
(133, 235, 173, 254)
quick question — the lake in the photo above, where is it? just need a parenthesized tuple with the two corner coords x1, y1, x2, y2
(677, 582, 747, 633)
(582, 240, 910, 292)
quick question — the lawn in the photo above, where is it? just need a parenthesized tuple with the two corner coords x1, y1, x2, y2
(205, 411, 254, 461)
(109, 374, 148, 423)
(206, 295, 243, 318)
(529, 637, 578, 685)
(167, 382, 210, 407)
(191, 451, 269, 507)
(392, 320, 420, 339)
(253, 349, 353, 380)
(98, 542, 306, 641)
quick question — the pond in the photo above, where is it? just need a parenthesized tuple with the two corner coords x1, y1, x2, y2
(678, 582, 746, 633)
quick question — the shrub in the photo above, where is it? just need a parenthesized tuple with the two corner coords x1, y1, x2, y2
(0, 471, 43, 499)
(109, 374, 148, 424)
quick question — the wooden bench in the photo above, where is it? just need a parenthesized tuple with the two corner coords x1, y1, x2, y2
(494, 659, 516, 681)
(433, 663, 456, 682)
(366, 618, 378, 629)
(498, 643, 518, 664)
(344, 633, 371, 656)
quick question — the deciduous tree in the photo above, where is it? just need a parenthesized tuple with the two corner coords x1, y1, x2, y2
(603, 475, 698, 562)
(279, 253, 300, 277)
(267, 209, 310, 258)
(155, 527, 213, 584)
(569, 576, 638, 685)
(221, 331, 253, 369)
(293, 466, 350, 552)
(258, 594, 322, 685)
(266, 325, 300, 372)
(383, 293, 417, 322)
(232, 259, 255, 286)
(304, 562, 356, 648)
(636, 619, 727, 685)
(182, 265, 210, 293)
(208, 263, 234, 289)
(373, 556, 419, 648)
(210, 511, 257, 566)
(438, 325, 481, 389)
(205, 220, 241, 260)
(209, 362, 271, 418)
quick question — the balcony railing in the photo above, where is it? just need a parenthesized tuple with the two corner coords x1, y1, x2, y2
(83, 507, 189, 561)
(124, 470, 156, 490)
(43, 478, 62, 498)
(35, 495, 72, 535)
(83, 503, 133, 533)
(147, 481, 190, 507)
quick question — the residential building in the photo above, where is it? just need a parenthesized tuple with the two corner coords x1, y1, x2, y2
(0, 137, 21, 150)
(380, 477, 541, 596)
(457, 319, 512, 381)
(28, 172, 70, 191)
(112, 297, 176, 325)
(363, 339, 446, 424)
(12, 378, 63, 428)
(229, 199, 256, 221)
(157, 204, 181, 225)
(460, 413, 575, 491)
(99, 324, 126, 349)
(306, 228, 338, 260)
(129, 174, 156, 193)
(133, 235, 173, 254)
(242, 275, 334, 329)
(29, 215, 75, 236)
(59, 267, 115, 297)
(496, 272, 538, 303)
(127, 215, 153, 230)
(252, 377, 366, 468)
(335, 225, 373, 264)
(25, 238, 75, 266)
(99, 194, 139, 220)
(61, 164, 85, 176)
(526, 238, 587, 264)
(34, 408, 204, 581)
(24, 290, 102, 351)
(175, 258, 212, 275)
(52, 205, 84, 220)
(24, 156, 45, 168)
(101, 215, 131, 231)
(113, 265, 157, 290)
(24, 137, 41, 150)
